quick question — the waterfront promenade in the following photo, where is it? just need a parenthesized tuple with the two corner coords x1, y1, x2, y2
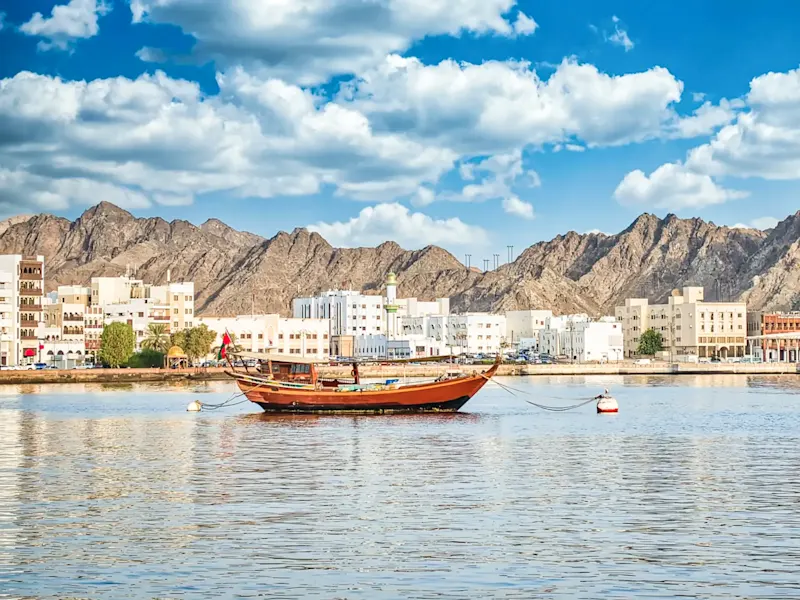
(0, 361, 798, 384)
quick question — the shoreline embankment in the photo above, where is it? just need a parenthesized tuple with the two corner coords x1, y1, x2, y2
(0, 362, 798, 385)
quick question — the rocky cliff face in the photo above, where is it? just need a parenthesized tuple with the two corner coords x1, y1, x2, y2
(0, 202, 798, 315)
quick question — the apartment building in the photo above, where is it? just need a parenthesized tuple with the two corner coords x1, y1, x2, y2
(747, 311, 800, 362)
(0, 255, 45, 366)
(395, 312, 506, 356)
(616, 287, 747, 359)
(197, 315, 330, 358)
(505, 309, 553, 349)
(42, 297, 86, 367)
(539, 314, 590, 357)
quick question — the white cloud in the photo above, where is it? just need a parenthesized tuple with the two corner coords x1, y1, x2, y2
(584, 229, 608, 236)
(0, 167, 151, 215)
(410, 186, 435, 207)
(617, 64, 800, 212)
(731, 216, 779, 230)
(608, 16, 634, 52)
(20, 0, 110, 51)
(683, 67, 800, 180)
(307, 203, 488, 248)
(669, 99, 740, 139)
(131, 0, 536, 85)
(614, 162, 748, 209)
(0, 12, 6, 31)
(0, 69, 456, 214)
(502, 196, 534, 219)
(446, 150, 537, 218)
(513, 12, 538, 35)
(692, 92, 706, 102)
(342, 55, 687, 152)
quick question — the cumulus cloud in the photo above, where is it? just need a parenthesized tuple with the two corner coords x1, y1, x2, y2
(608, 16, 634, 52)
(0, 12, 6, 31)
(131, 0, 536, 85)
(341, 55, 697, 152)
(307, 203, 488, 248)
(448, 151, 537, 218)
(614, 162, 748, 209)
(502, 196, 534, 219)
(731, 216, 779, 230)
(0, 69, 456, 214)
(616, 64, 800, 210)
(20, 0, 110, 51)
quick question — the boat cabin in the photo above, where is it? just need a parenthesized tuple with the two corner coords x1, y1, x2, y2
(231, 351, 334, 385)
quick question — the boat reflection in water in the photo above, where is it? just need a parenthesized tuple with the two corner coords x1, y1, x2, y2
(226, 351, 500, 414)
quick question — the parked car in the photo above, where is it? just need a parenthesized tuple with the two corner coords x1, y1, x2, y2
(634, 358, 651, 365)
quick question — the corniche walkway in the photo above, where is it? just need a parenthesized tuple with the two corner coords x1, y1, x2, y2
(0, 362, 798, 385)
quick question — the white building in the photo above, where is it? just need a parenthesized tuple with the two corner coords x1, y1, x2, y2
(0, 255, 45, 366)
(539, 314, 590, 357)
(615, 287, 747, 359)
(397, 312, 506, 356)
(197, 315, 330, 358)
(355, 334, 387, 359)
(539, 315, 622, 362)
(505, 310, 553, 350)
(293, 290, 384, 338)
(42, 297, 87, 366)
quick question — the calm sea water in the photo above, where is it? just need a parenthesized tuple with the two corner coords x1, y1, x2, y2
(1, 375, 800, 599)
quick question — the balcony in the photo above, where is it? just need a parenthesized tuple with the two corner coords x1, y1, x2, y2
(20, 335, 37, 341)
(19, 286, 43, 296)
(19, 304, 42, 311)
(85, 341, 100, 350)
(63, 315, 84, 322)
(150, 315, 170, 321)
(20, 319, 39, 328)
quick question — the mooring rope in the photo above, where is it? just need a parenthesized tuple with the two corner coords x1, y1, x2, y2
(195, 380, 272, 411)
(482, 375, 600, 412)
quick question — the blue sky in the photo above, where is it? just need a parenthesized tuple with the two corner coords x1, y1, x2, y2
(1, 1, 799, 262)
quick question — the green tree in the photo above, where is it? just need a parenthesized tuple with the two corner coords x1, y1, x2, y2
(127, 349, 165, 368)
(141, 323, 170, 353)
(171, 325, 218, 364)
(98, 322, 135, 368)
(637, 328, 664, 356)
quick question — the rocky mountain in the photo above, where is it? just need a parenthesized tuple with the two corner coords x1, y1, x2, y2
(0, 202, 798, 315)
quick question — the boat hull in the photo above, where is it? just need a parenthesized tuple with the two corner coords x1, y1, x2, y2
(232, 364, 498, 414)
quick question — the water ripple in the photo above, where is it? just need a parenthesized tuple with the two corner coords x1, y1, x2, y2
(1, 375, 799, 598)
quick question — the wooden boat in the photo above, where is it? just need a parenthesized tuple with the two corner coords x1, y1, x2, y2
(226, 351, 501, 414)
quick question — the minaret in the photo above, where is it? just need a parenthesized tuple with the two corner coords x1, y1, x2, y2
(385, 272, 398, 339)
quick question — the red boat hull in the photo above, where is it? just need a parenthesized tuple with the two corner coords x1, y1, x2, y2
(233, 364, 498, 414)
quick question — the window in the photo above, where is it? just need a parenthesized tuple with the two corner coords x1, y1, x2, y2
(138, 312, 144, 318)
(174, 321, 179, 328)
(258, 334, 263, 340)
(278, 334, 283, 340)
(173, 309, 178, 314)
(174, 295, 179, 301)
(187, 322, 192, 328)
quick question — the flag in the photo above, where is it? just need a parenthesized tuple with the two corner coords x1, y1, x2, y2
(218, 331, 232, 361)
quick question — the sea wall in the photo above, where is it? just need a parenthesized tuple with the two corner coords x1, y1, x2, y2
(1, 362, 798, 385)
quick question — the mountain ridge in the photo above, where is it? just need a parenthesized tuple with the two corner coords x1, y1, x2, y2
(0, 202, 798, 316)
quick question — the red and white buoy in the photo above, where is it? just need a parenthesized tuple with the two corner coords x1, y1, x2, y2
(596, 389, 618, 414)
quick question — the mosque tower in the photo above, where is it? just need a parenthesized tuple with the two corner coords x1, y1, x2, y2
(385, 272, 398, 339)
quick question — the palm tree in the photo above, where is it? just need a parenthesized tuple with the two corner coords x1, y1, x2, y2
(142, 323, 170, 353)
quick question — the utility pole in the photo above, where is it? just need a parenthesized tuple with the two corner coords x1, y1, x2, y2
(507, 245, 514, 263)
(493, 253, 500, 269)
(483, 259, 489, 272)
(465, 254, 471, 269)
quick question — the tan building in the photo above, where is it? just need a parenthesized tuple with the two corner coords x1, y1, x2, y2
(0, 255, 45, 366)
(616, 287, 747, 359)
(197, 315, 330, 359)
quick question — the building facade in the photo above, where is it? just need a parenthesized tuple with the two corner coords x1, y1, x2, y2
(0, 255, 45, 366)
(747, 311, 800, 362)
(615, 287, 747, 359)
(505, 310, 553, 349)
(197, 315, 330, 358)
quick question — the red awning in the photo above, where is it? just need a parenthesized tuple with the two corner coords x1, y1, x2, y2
(23, 349, 35, 357)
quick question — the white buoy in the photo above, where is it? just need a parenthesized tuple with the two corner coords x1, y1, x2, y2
(186, 400, 202, 412)
(596, 388, 618, 414)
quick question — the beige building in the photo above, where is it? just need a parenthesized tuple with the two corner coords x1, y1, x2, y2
(0, 255, 45, 366)
(616, 287, 747, 359)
